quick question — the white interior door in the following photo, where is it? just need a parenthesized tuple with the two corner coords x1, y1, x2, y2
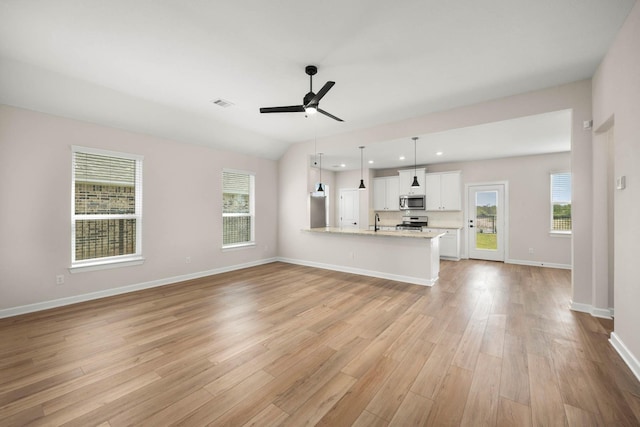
(467, 184, 505, 261)
(339, 189, 359, 229)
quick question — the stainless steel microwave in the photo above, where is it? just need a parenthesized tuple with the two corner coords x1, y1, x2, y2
(399, 195, 426, 210)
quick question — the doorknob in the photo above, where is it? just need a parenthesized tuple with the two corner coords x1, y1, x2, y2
(353, 222, 357, 225)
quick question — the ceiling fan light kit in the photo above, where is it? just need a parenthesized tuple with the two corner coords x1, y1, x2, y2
(260, 65, 343, 122)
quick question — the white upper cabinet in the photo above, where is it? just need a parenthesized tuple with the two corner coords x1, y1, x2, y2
(425, 171, 462, 211)
(398, 168, 426, 195)
(372, 176, 400, 211)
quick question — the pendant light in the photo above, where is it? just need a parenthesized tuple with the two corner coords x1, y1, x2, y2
(358, 146, 366, 190)
(316, 152, 324, 193)
(411, 136, 420, 187)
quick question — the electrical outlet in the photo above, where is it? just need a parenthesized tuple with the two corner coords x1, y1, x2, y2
(56, 275, 64, 285)
(185, 256, 191, 264)
(529, 248, 534, 254)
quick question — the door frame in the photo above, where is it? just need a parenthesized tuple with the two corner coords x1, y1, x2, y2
(464, 181, 509, 261)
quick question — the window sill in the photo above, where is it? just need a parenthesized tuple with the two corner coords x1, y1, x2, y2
(221, 242, 256, 252)
(69, 256, 145, 273)
(549, 231, 572, 238)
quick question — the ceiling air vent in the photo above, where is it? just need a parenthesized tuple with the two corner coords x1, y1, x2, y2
(211, 99, 234, 108)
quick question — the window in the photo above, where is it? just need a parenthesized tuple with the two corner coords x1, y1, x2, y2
(551, 172, 571, 233)
(222, 170, 255, 248)
(71, 146, 143, 270)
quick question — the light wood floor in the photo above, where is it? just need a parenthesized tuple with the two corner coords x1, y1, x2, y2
(1, 261, 639, 426)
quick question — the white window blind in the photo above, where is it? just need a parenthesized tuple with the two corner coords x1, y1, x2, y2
(71, 146, 143, 267)
(222, 170, 255, 247)
(550, 172, 571, 232)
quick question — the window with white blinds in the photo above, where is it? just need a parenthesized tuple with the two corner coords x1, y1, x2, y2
(71, 146, 143, 268)
(550, 172, 571, 232)
(222, 170, 255, 248)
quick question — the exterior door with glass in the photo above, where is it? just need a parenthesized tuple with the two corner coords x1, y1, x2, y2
(467, 184, 505, 261)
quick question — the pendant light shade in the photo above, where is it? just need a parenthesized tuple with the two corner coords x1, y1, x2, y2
(411, 136, 420, 187)
(358, 146, 366, 190)
(316, 152, 324, 193)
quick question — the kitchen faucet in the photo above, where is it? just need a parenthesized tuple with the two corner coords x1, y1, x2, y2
(375, 213, 380, 232)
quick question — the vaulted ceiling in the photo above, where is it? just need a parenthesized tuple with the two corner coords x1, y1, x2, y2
(0, 1, 635, 160)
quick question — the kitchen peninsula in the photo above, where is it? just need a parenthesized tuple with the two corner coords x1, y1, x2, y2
(305, 227, 443, 286)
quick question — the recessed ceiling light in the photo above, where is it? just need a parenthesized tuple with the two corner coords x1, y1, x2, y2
(368, 160, 374, 164)
(340, 164, 346, 168)
(399, 156, 406, 160)
(436, 151, 443, 156)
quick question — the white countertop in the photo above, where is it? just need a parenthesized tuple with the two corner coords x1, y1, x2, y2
(307, 227, 444, 239)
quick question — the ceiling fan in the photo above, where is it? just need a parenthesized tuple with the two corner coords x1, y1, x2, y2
(259, 65, 343, 122)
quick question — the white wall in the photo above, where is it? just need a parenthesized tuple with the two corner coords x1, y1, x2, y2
(592, 1, 640, 376)
(428, 152, 572, 267)
(279, 80, 592, 304)
(0, 105, 279, 312)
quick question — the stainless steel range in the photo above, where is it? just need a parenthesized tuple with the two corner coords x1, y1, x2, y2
(396, 215, 429, 231)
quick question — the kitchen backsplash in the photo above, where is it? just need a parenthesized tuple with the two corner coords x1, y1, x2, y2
(369, 210, 463, 228)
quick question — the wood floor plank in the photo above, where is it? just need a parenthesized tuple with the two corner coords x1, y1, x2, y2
(137, 388, 214, 426)
(452, 317, 488, 371)
(352, 409, 389, 427)
(500, 333, 530, 405)
(460, 352, 503, 426)
(316, 356, 399, 427)
(273, 336, 369, 414)
(528, 353, 566, 427)
(481, 314, 506, 358)
(387, 391, 434, 426)
(497, 397, 531, 427)
(424, 365, 473, 426)
(624, 390, 640, 421)
(175, 369, 275, 426)
(563, 403, 604, 426)
(366, 338, 434, 421)
(241, 403, 289, 427)
(279, 372, 357, 427)
(410, 331, 462, 399)
(0, 261, 637, 426)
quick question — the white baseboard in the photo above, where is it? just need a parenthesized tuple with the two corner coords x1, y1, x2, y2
(277, 257, 437, 287)
(569, 301, 614, 319)
(0, 257, 278, 319)
(610, 332, 640, 383)
(505, 258, 572, 270)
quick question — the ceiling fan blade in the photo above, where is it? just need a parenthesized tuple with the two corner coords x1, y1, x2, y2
(317, 108, 344, 122)
(260, 105, 305, 113)
(307, 81, 335, 106)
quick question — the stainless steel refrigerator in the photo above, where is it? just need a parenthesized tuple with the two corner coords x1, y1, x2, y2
(309, 194, 327, 228)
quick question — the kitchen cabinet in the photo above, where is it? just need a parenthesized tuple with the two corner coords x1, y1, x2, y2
(398, 168, 426, 195)
(373, 176, 399, 211)
(425, 171, 461, 210)
(425, 228, 461, 260)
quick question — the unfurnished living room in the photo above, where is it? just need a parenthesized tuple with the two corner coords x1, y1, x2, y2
(1, 1, 640, 426)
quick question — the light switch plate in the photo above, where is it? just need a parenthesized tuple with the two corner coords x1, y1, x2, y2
(616, 176, 626, 190)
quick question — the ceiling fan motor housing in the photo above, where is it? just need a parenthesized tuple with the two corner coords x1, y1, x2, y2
(304, 91, 317, 107)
